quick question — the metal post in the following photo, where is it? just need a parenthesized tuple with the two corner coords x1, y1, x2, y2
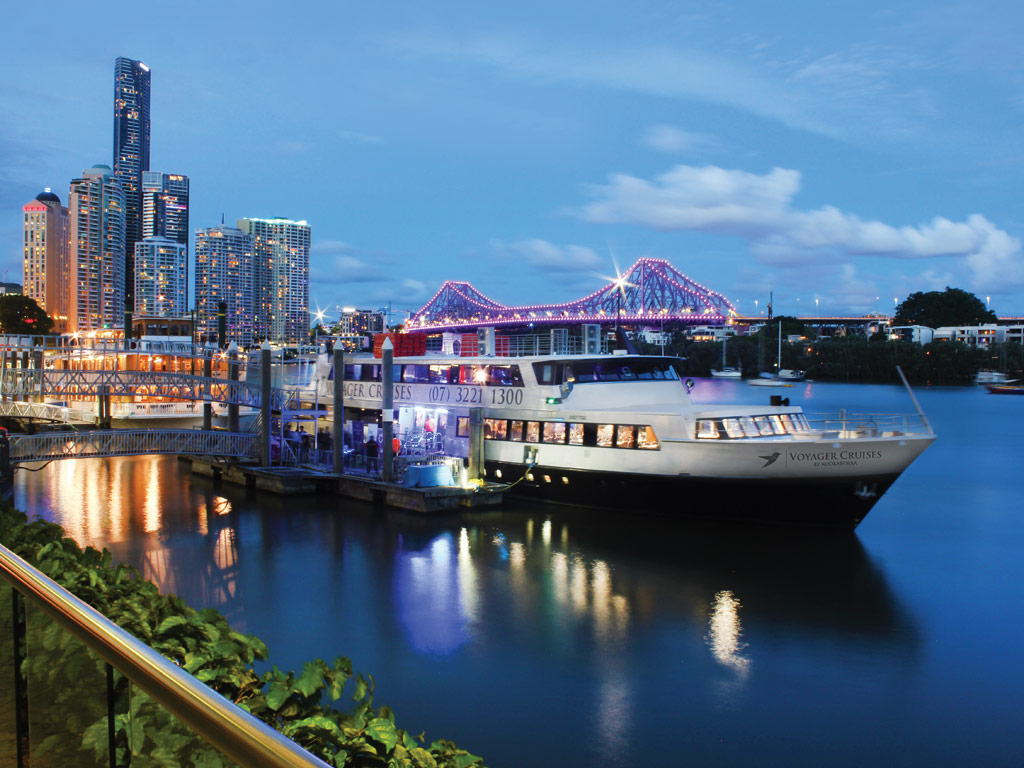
(228, 342, 240, 433)
(333, 348, 344, 475)
(468, 407, 483, 480)
(33, 350, 44, 403)
(202, 347, 213, 431)
(260, 343, 272, 466)
(381, 338, 394, 483)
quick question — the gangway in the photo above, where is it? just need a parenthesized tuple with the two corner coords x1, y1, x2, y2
(0, 400, 95, 425)
(7, 430, 259, 464)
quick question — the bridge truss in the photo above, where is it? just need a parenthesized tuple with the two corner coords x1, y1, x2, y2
(409, 257, 737, 331)
(0, 401, 95, 424)
(8, 430, 259, 464)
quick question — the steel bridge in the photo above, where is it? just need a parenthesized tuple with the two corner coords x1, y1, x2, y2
(7, 430, 259, 464)
(0, 370, 302, 410)
(408, 257, 737, 331)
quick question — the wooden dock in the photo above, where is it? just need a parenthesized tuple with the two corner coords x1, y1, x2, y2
(179, 456, 507, 513)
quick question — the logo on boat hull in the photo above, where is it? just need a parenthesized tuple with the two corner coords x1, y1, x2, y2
(759, 452, 781, 468)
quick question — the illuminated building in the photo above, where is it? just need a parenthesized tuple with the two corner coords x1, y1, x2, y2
(113, 56, 151, 310)
(22, 189, 70, 332)
(134, 236, 187, 317)
(195, 225, 254, 346)
(142, 172, 189, 245)
(339, 307, 386, 336)
(237, 217, 310, 344)
(67, 165, 125, 332)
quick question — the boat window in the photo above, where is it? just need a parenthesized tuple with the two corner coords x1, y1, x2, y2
(740, 417, 760, 437)
(402, 364, 430, 384)
(509, 420, 524, 441)
(596, 424, 614, 447)
(566, 357, 683, 382)
(769, 415, 786, 435)
(616, 425, 636, 449)
(543, 422, 566, 444)
(488, 365, 524, 386)
(526, 421, 540, 443)
(754, 416, 774, 436)
(723, 418, 744, 439)
(638, 426, 659, 449)
(568, 423, 584, 445)
(456, 417, 470, 437)
(780, 414, 796, 433)
(484, 418, 507, 439)
(533, 363, 563, 386)
(796, 414, 812, 431)
(428, 364, 452, 383)
(697, 420, 720, 439)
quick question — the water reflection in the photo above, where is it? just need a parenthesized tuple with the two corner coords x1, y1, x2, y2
(13, 456, 920, 768)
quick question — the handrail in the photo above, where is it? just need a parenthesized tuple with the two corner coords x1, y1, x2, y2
(0, 543, 330, 768)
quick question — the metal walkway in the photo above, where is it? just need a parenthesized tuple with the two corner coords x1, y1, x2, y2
(0, 400, 95, 424)
(1, 370, 302, 410)
(8, 430, 259, 464)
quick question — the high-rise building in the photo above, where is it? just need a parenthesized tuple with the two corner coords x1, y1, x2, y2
(141, 172, 188, 245)
(134, 236, 187, 317)
(22, 189, 70, 333)
(67, 165, 125, 332)
(237, 217, 311, 344)
(195, 225, 255, 346)
(141, 172, 189, 309)
(113, 56, 151, 312)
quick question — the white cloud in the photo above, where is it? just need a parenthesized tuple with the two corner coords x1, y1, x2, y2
(578, 163, 1024, 292)
(640, 124, 713, 154)
(499, 238, 604, 273)
(339, 130, 384, 145)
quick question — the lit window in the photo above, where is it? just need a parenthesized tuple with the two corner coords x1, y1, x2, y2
(568, 423, 584, 445)
(616, 425, 635, 449)
(543, 422, 566, 444)
(509, 421, 524, 441)
(526, 421, 540, 442)
(596, 424, 614, 447)
(697, 420, 719, 439)
(723, 419, 744, 439)
(638, 426, 659, 449)
(754, 416, 774, 436)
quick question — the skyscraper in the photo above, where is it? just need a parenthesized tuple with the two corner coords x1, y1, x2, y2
(67, 165, 125, 332)
(141, 172, 189, 245)
(134, 236, 187, 317)
(22, 189, 70, 332)
(113, 56, 151, 313)
(195, 225, 255, 346)
(237, 217, 311, 345)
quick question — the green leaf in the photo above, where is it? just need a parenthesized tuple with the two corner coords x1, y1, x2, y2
(365, 717, 398, 752)
(454, 753, 484, 768)
(156, 615, 188, 635)
(409, 747, 439, 768)
(295, 659, 329, 699)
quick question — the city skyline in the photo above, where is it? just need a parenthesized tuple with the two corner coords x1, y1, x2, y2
(3, 1, 1023, 321)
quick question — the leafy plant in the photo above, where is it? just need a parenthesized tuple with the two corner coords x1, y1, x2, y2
(0, 503, 485, 767)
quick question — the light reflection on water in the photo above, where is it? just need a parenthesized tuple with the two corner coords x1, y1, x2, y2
(10, 381, 1024, 767)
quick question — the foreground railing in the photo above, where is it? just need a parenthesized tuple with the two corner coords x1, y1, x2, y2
(0, 544, 329, 767)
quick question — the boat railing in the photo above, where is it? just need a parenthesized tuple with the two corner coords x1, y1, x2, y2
(0, 544, 330, 768)
(802, 411, 931, 438)
(424, 332, 609, 357)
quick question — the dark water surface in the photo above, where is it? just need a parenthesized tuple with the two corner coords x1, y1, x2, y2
(13, 381, 1024, 766)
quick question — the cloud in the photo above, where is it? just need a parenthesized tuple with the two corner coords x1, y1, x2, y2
(339, 130, 384, 145)
(310, 241, 391, 284)
(641, 124, 714, 154)
(389, 34, 936, 144)
(578, 163, 1024, 291)
(498, 238, 604, 273)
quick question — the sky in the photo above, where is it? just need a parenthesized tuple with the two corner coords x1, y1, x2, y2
(2, 0, 1023, 321)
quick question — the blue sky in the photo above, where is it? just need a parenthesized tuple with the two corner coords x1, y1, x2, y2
(3, 0, 1022, 320)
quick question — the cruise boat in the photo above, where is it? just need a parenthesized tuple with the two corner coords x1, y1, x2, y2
(320, 341, 936, 529)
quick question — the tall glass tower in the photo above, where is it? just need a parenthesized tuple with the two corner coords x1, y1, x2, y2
(195, 226, 255, 346)
(237, 217, 311, 345)
(68, 165, 125, 333)
(113, 56, 151, 316)
(22, 189, 70, 333)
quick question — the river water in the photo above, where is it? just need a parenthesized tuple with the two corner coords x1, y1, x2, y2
(12, 380, 1024, 767)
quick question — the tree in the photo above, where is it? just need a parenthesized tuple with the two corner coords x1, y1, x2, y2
(894, 287, 997, 328)
(0, 294, 54, 334)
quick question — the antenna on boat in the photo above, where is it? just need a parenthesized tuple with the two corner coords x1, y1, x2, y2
(896, 365, 934, 436)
